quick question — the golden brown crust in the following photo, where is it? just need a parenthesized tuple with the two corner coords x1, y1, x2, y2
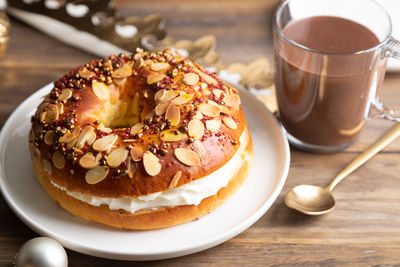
(29, 49, 248, 198)
(32, 131, 253, 229)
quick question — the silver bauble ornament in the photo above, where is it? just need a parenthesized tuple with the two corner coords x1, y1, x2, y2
(16, 237, 68, 267)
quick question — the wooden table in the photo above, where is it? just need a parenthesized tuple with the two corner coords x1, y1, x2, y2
(2, 1, 400, 266)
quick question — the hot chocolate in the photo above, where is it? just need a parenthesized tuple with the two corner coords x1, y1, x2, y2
(275, 16, 383, 147)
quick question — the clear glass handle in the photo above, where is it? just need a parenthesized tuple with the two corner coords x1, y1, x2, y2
(371, 37, 400, 122)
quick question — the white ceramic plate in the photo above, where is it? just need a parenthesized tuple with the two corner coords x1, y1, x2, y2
(0, 83, 290, 261)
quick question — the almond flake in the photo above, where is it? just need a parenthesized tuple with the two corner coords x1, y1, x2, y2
(157, 90, 179, 103)
(183, 73, 199, 86)
(192, 110, 203, 120)
(198, 103, 220, 118)
(223, 116, 238, 129)
(98, 127, 113, 134)
(126, 156, 135, 178)
(92, 81, 110, 102)
(59, 129, 78, 143)
(165, 104, 180, 126)
(79, 67, 94, 79)
(56, 102, 64, 114)
(107, 147, 129, 168)
(188, 119, 205, 140)
(130, 123, 144, 135)
(85, 166, 109, 184)
(206, 119, 221, 133)
(196, 70, 218, 85)
(43, 159, 52, 175)
(67, 137, 77, 149)
(223, 94, 241, 107)
(123, 139, 137, 143)
(169, 171, 182, 189)
(130, 146, 143, 162)
(92, 134, 118, 152)
(155, 101, 170, 116)
(143, 151, 161, 176)
(172, 93, 194, 105)
(112, 64, 132, 78)
(147, 73, 166, 84)
(160, 129, 187, 142)
(52, 151, 65, 169)
(174, 148, 200, 166)
(113, 77, 127, 86)
(76, 126, 96, 148)
(44, 104, 59, 122)
(44, 130, 56, 145)
(154, 89, 166, 102)
(58, 89, 72, 102)
(192, 140, 206, 159)
(151, 62, 170, 71)
(79, 152, 100, 169)
(212, 89, 226, 99)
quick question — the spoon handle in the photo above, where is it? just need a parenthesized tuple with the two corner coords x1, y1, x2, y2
(326, 123, 400, 191)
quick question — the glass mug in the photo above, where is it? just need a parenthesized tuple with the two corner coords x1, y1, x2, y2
(273, 0, 400, 152)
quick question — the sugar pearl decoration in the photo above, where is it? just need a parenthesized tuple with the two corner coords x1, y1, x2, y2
(16, 237, 68, 267)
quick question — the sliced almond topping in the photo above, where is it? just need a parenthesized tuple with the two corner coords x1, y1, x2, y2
(130, 146, 143, 162)
(130, 123, 144, 135)
(160, 129, 187, 142)
(222, 116, 238, 129)
(147, 73, 166, 84)
(192, 110, 203, 120)
(92, 81, 110, 102)
(155, 101, 170, 116)
(44, 130, 56, 145)
(92, 134, 118, 152)
(156, 90, 179, 103)
(67, 137, 77, 149)
(98, 127, 113, 134)
(188, 119, 205, 140)
(154, 89, 166, 102)
(169, 171, 182, 189)
(183, 73, 199, 86)
(58, 89, 72, 102)
(43, 159, 52, 175)
(172, 92, 194, 105)
(219, 105, 233, 115)
(57, 103, 65, 115)
(39, 111, 47, 123)
(59, 129, 78, 144)
(45, 104, 59, 122)
(192, 140, 206, 159)
(85, 166, 109, 184)
(52, 151, 65, 169)
(174, 148, 200, 166)
(113, 77, 127, 86)
(206, 119, 221, 133)
(223, 94, 241, 107)
(107, 147, 129, 168)
(212, 89, 225, 99)
(151, 62, 170, 71)
(112, 64, 132, 78)
(123, 139, 137, 143)
(198, 103, 220, 118)
(143, 151, 161, 176)
(126, 156, 135, 178)
(79, 67, 94, 79)
(76, 126, 96, 148)
(165, 104, 180, 126)
(196, 71, 218, 85)
(79, 152, 100, 169)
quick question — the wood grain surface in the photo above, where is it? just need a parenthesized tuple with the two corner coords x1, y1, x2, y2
(1, 0, 400, 266)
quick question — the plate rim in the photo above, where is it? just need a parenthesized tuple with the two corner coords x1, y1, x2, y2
(0, 83, 290, 260)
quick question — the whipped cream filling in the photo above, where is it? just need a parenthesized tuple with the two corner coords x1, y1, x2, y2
(51, 131, 248, 214)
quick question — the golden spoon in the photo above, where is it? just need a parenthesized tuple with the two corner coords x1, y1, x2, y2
(285, 123, 400, 215)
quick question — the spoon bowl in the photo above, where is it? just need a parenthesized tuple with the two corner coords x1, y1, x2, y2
(285, 185, 335, 215)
